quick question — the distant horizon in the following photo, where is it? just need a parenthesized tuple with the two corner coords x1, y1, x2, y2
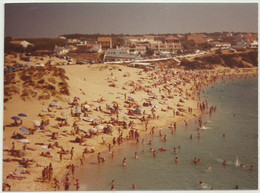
(5, 31, 258, 40)
(5, 3, 258, 39)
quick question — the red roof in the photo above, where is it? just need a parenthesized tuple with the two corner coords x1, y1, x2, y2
(97, 37, 111, 42)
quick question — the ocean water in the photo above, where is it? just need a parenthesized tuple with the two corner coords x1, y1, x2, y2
(74, 76, 258, 190)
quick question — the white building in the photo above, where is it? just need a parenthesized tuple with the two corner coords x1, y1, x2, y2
(104, 47, 140, 61)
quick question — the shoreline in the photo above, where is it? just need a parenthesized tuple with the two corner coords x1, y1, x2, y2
(3, 65, 258, 191)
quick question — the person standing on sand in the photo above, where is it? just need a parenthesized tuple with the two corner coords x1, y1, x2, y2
(97, 152, 101, 163)
(64, 179, 70, 191)
(74, 179, 80, 191)
(70, 147, 74, 160)
(111, 184, 115, 191)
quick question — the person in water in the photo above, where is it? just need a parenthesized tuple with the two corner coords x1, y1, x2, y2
(123, 157, 126, 166)
(223, 160, 227, 166)
(135, 152, 138, 159)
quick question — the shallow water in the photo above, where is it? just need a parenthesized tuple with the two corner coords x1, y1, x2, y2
(74, 76, 258, 190)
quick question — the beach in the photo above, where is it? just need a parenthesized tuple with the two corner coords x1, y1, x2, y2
(2, 61, 258, 191)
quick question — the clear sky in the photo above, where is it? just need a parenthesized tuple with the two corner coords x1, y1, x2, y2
(4, 2, 258, 38)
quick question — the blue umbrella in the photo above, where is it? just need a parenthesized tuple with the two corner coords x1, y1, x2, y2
(18, 113, 27, 118)
(11, 116, 20, 121)
(134, 109, 141, 114)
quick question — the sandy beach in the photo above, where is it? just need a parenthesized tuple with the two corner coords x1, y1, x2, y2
(2, 59, 258, 191)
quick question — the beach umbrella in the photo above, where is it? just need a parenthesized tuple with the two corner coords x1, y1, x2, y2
(41, 115, 50, 120)
(11, 116, 20, 121)
(18, 113, 27, 118)
(33, 120, 40, 127)
(134, 109, 141, 114)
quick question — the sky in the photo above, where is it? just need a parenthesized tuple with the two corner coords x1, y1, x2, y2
(4, 2, 258, 38)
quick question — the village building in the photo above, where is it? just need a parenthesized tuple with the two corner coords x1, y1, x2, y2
(164, 36, 182, 49)
(97, 37, 112, 49)
(53, 45, 69, 55)
(187, 34, 207, 44)
(89, 44, 102, 53)
(133, 45, 147, 55)
(104, 46, 140, 61)
(67, 39, 81, 44)
(214, 42, 232, 49)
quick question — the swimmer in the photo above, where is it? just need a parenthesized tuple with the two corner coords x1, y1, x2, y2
(173, 147, 177, 154)
(123, 158, 126, 166)
(190, 134, 193, 140)
(199, 181, 205, 186)
(175, 157, 178, 164)
(111, 184, 115, 191)
(223, 133, 226, 138)
(163, 135, 167, 142)
(250, 165, 254, 171)
(153, 150, 157, 157)
(193, 157, 198, 164)
(203, 167, 212, 172)
(223, 160, 227, 166)
(132, 184, 136, 190)
(135, 152, 138, 159)
(148, 140, 152, 145)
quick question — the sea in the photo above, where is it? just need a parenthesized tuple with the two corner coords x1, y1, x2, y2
(74, 76, 258, 191)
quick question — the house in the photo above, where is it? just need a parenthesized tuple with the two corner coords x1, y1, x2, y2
(67, 39, 81, 44)
(10, 40, 34, 48)
(104, 47, 139, 61)
(90, 44, 102, 53)
(58, 36, 67, 40)
(65, 45, 78, 51)
(53, 45, 69, 55)
(164, 36, 182, 49)
(187, 34, 207, 44)
(214, 42, 231, 49)
(76, 41, 87, 46)
(97, 37, 112, 49)
(149, 42, 180, 54)
(134, 45, 147, 55)
(250, 40, 258, 49)
(243, 33, 258, 43)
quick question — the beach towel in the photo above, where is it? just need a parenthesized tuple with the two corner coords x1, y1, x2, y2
(20, 127, 30, 135)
